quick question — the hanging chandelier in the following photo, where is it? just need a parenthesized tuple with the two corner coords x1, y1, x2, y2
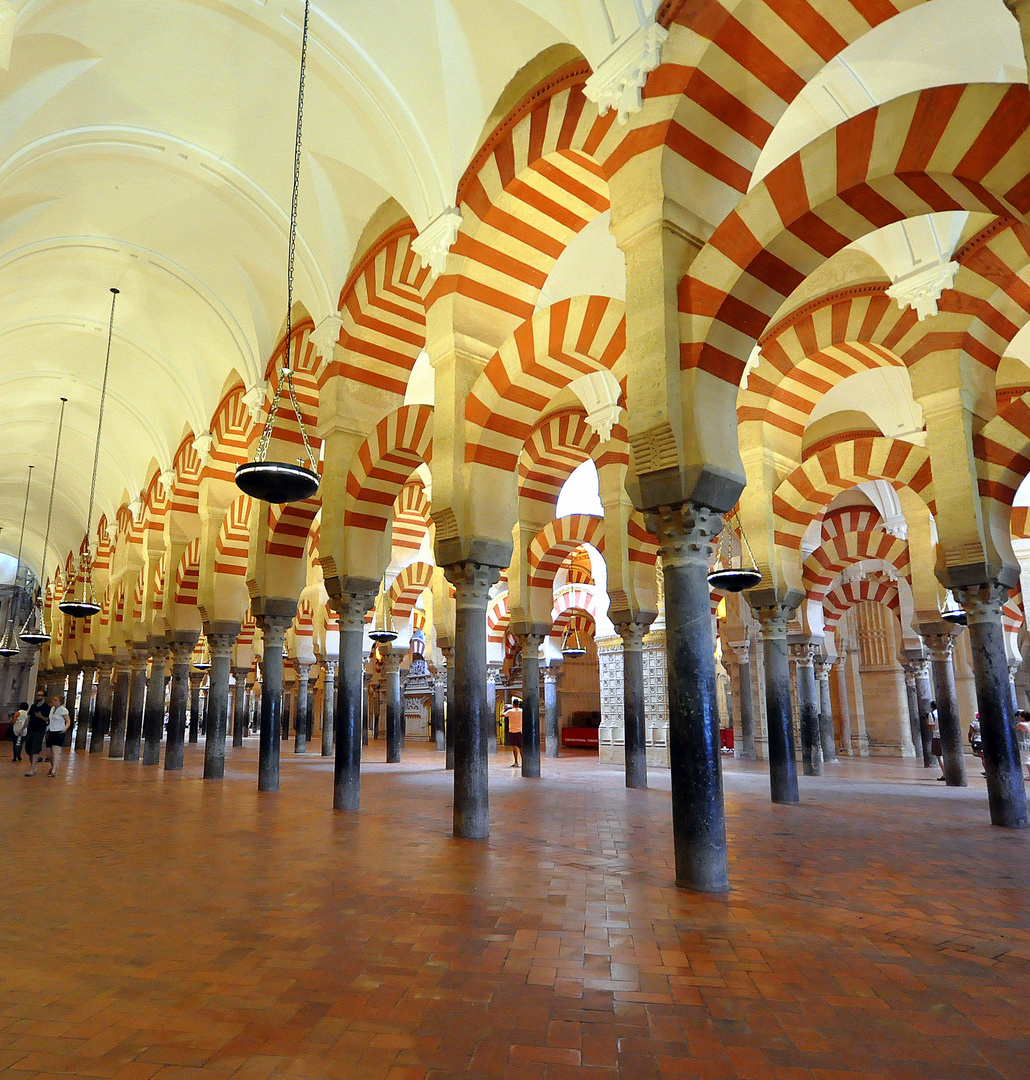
(61, 289, 119, 619)
(560, 623, 587, 658)
(21, 397, 67, 646)
(707, 511, 762, 593)
(368, 585, 397, 644)
(235, 0, 319, 505)
(0, 465, 34, 657)
(941, 589, 967, 626)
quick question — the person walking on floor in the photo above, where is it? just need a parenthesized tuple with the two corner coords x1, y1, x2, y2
(44, 695, 71, 777)
(929, 700, 946, 780)
(11, 702, 28, 762)
(24, 692, 50, 776)
(503, 696, 523, 769)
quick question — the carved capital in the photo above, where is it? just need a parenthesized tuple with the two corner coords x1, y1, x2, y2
(411, 206, 461, 277)
(953, 581, 1008, 626)
(542, 665, 561, 686)
(789, 643, 815, 668)
(726, 639, 751, 665)
(584, 21, 668, 123)
(614, 620, 648, 652)
(901, 664, 917, 687)
(129, 646, 149, 673)
(328, 587, 377, 633)
(814, 660, 833, 681)
(94, 656, 115, 676)
(207, 633, 237, 661)
(258, 615, 293, 651)
(519, 632, 546, 661)
(752, 603, 798, 640)
(651, 502, 723, 571)
(233, 667, 251, 682)
(912, 658, 930, 680)
(169, 641, 194, 666)
(922, 633, 955, 663)
(381, 649, 403, 676)
(188, 671, 206, 690)
(443, 561, 501, 610)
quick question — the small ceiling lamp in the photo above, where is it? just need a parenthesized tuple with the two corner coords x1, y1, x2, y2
(21, 398, 67, 646)
(0, 465, 34, 657)
(560, 623, 587, 658)
(941, 589, 967, 627)
(235, 0, 319, 505)
(708, 512, 762, 594)
(193, 661, 212, 672)
(61, 289, 120, 619)
(368, 585, 397, 644)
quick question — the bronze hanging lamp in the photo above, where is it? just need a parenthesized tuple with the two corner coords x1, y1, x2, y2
(707, 511, 762, 593)
(941, 588, 967, 626)
(368, 584, 397, 644)
(560, 622, 587, 658)
(0, 466, 34, 656)
(235, 0, 319, 504)
(21, 398, 67, 646)
(61, 289, 119, 619)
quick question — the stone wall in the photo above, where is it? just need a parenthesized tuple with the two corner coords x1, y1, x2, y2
(598, 631, 670, 768)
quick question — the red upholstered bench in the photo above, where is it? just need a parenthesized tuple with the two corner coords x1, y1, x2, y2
(561, 726, 599, 748)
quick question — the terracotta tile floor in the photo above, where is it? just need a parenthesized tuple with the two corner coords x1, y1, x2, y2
(3, 741, 1030, 1080)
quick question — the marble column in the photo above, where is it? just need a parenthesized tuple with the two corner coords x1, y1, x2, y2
(814, 659, 837, 762)
(62, 667, 78, 745)
(901, 663, 922, 764)
(954, 583, 1029, 828)
(728, 640, 756, 761)
(543, 663, 560, 763)
(165, 640, 194, 771)
(653, 504, 728, 892)
(519, 632, 544, 778)
(204, 630, 238, 780)
(91, 656, 115, 753)
(441, 644, 455, 770)
(141, 644, 170, 765)
(834, 651, 852, 754)
(922, 629, 967, 786)
(444, 561, 500, 840)
(1008, 660, 1021, 711)
(123, 646, 150, 763)
(790, 643, 822, 776)
(330, 587, 376, 811)
(188, 671, 203, 745)
(75, 661, 96, 752)
(614, 619, 649, 787)
(486, 661, 501, 755)
(232, 669, 249, 747)
(294, 662, 311, 754)
(382, 649, 403, 763)
(109, 661, 131, 758)
(432, 670, 446, 752)
(320, 660, 335, 757)
(257, 615, 292, 793)
(913, 658, 934, 766)
(753, 605, 800, 804)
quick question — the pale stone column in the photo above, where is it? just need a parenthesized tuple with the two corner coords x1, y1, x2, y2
(953, 583, 1029, 828)
(74, 661, 96, 752)
(91, 656, 115, 753)
(901, 663, 922, 764)
(753, 605, 799, 803)
(142, 644, 170, 765)
(922, 630, 967, 786)
(913, 658, 934, 767)
(833, 652, 852, 754)
(256, 616, 292, 793)
(1008, 660, 1020, 712)
(188, 670, 204, 744)
(726, 639, 756, 761)
(294, 662, 312, 754)
(165, 641, 194, 771)
(441, 644, 455, 770)
(320, 661, 335, 757)
(204, 631, 238, 780)
(614, 619, 650, 786)
(814, 658, 836, 762)
(652, 504, 729, 892)
(382, 649, 403, 763)
(543, 664, 560, 762)
(432, 669, 446, 752)
(123, 646, 150, 763)
(790, 643, 822, 777)
(518, 633, 544, 778)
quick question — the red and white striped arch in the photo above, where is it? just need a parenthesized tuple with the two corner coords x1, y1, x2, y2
(206, 383, 256, 484)
(174, 538, 201, 607)
(823, 577, 901, 634)
(265, 497, 321, 563)
(550, 586, 600, 637)
(487, 591, 510, 646)
(772, 438, 934, 551)
(325, 222, 431, 397)
(465, 296, 625, 474)
(391, 478, 431, 554)
(681, 83, 1030, 390)
(803, 527, 911, 603)
(527, 515, 604, 592)
(261, 321, 322, 463)
(389, 560, 434, 625)
(214, 495, 252, 579)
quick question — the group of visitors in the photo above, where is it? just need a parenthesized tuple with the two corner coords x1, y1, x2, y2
(9, 689, 71, 776)
(926, 701, 1030, 781)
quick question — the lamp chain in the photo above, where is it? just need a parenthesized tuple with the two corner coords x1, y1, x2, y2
(255, 0, 317, 474)
(39, 398, 67, 596)
(83, 289, 119, 572)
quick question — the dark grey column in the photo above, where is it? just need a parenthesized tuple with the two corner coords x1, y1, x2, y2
(91, 656, 114, 753)
(281, 687, 291, 741)
(141, 644, 169, 765)
(320, 660, 335, 756)
(203, 629, 238, 780)
(45, 669, 65, 703)
(444, 561, 500, 839)
(914, 658, 933, 766)
(922, 629, 967, 786)
(329, 585, 376, 810)
(753, 605, 800, 804)
(614, 619, 649, 787)
(815, 658, 836, 762)
(486, 662, 500, 756)
(954, 583, 1029, 828)
(188, 671, 203, 744)
(441, 644, 455, 770)
(728, 640, 756, 761)
(519, 632, 544, 778)
(165, 639, 194, 771)
(653, 504, 728, 892)
(383, 649, 403, 763)
(74, 662, 96, 752)
(108, 661, 130, 758)
(232, 668, 249, 747)
(293, 662, 311, 753)
(256, 614, 293, 793)
(543, 663, 560, 762)
(122, 646, 149, 763)
(432, 669, 446, 752)
(791, 644, 822, 776)
(902, 663, 922, 761)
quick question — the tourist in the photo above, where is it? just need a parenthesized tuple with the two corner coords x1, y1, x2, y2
(45, 695, 71, 777)
(10, 702, 28, 762)
(929, 701, 945, 780)
(503, 696, 523, 768)
(968, 715, 983, 776)
(23, 693, 50, 776)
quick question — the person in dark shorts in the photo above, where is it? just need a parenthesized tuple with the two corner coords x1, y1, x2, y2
(24, 692, 50, 776)
(503, 697, 523, 768)
(929, 700, 945, 779)
(44, 695, 71, 777)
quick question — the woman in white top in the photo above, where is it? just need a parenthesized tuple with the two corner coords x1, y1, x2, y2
(45, 695, 71, 777)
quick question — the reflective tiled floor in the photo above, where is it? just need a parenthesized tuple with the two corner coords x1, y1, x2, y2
(3, 740, 1030, 1079)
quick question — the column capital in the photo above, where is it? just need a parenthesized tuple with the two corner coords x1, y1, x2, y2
(519, 632, 546, 660)
(922, 633, 956, 663)
(95, 655, 115, 675)
(814, 660, 833, 680)
(380, 649, 403, 676)
(788, 642, 815, 667)
(129, 646, 149, 672)
(232, 666, 251, 681)
(442, 560, 501, 609)
(188, 670, 205, 690)
(911, 658, 930, 679)
(327, 585, 377, 632)
(206, 633, 238, 660)
(648, 502, 723, 570)
(257, 615, 293, 650)
(953, 581, 1008, 626)
(149, 643, 170, 664)
(170, 641, 194, 666)
(440, 644, 454, 661)
(614, 618, 649, 651)
(542, 664, 561, 686)
(79, 658, 97, 672)
(296, 662, 312, 682)
(320, 659, 336, 678)
(725, 638, 751, 665)
(901, 663, 917, 687)
(752, 603, 799, 640)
